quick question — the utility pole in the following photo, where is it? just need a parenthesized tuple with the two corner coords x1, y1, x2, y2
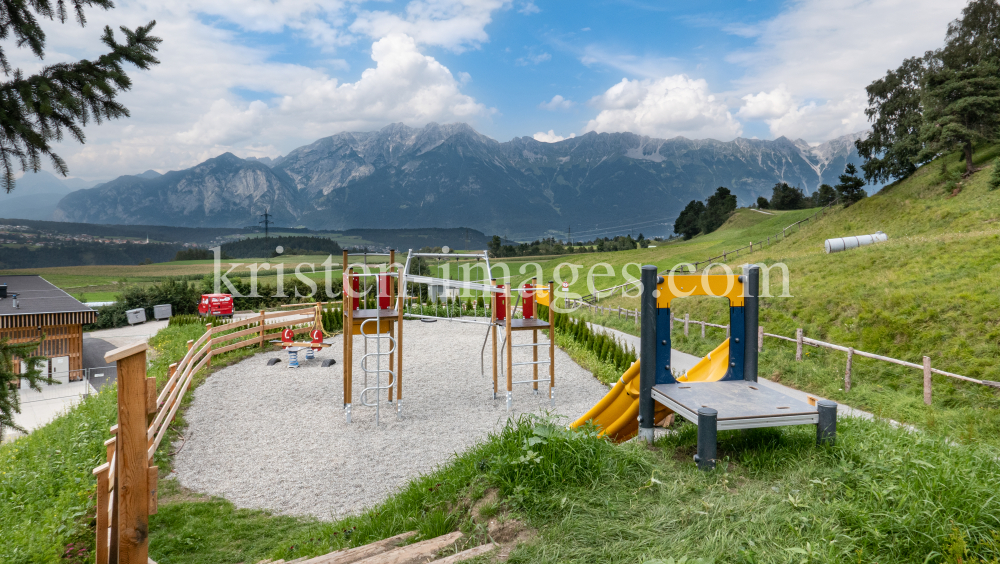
(258, 209, 272, 239)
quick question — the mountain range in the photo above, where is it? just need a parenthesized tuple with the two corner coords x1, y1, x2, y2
(46, 123, 871, 239)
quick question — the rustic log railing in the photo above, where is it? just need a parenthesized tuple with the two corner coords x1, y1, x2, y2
(92, 305, 323, 563)
(565, 298, 996, 404)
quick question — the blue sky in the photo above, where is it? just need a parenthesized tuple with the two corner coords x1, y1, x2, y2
(29, 0, 968, 179)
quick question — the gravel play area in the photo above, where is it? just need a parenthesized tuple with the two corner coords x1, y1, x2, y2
(173, 319, 610, 520)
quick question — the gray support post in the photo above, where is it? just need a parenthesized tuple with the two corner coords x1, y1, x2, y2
(638, 265, 658, 445)
(695, 407, 718, 470)
(744, 265, 759, 382)
(817, 400, 837, 445)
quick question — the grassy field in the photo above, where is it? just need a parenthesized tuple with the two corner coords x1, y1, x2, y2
(6, 319, 1000, 563)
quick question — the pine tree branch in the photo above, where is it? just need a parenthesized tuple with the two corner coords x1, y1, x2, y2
(0, 19, 159, 192)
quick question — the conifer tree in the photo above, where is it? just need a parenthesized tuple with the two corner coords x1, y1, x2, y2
(0, 0, 160, 193)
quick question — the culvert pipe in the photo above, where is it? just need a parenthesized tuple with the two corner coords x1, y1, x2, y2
(824, 231, 887, 254)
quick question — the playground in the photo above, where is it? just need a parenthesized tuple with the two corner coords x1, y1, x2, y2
(172, 319, 609, 519)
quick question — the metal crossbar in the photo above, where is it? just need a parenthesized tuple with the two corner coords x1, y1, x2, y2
(513, 360, 550, 366)
(512, 342, 549, 348)
(512, 379, 549, 385)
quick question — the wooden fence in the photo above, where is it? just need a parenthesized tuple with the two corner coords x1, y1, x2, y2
(566, 299, 999, 404)
(91, 305, 322, 563)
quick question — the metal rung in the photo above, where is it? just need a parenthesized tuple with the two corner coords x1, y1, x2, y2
(512, 379, 550, 385)
(512, 342, 550, 348)
(512, 360, 550, 366)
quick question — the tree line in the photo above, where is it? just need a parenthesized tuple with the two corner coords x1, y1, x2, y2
(0, 242, 182, 269)
(487, 234, 651, 257)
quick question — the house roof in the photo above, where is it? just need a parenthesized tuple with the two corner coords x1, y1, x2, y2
(0, 275, 95, 319)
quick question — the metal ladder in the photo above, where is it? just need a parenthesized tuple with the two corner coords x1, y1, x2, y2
(358, 317, 397, 425)
(500, 332, 554, 411)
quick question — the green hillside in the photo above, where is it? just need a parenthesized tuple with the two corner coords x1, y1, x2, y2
(479, 146, 1000, 446)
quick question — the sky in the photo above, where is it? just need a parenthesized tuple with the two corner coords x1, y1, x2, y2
(22, 0, 969, 181)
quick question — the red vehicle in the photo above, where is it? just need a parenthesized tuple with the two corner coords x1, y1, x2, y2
(198, 293, 234, 317)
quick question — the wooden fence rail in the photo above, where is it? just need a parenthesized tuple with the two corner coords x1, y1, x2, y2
(565, 299, 997, 404)
(92, 305, 323, 564)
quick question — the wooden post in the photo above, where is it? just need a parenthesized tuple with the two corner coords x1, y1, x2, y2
(757, 326, 763, 352)
(795, 328, 803, 361)
(93, 462, 110, 564)
(104, 342, 151, 564)
(701, 321, 706, 339)
(684, 313, 689, 336)
(205, 323, 213, 366)
(923, 356, 932, 405)
(186, 340, 193, 352)
(258, 310, 265, 347)
(845, 348, 853, 392)
(725, 325, 730, 338)
(750, 240, 753, 253)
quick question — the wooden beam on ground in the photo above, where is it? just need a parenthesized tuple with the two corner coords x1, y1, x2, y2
(300, 531, 417, 564)
(431, 543, 498, 564)
(351, 532, 463, 564)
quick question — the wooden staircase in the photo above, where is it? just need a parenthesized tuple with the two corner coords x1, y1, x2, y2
(258, 531, 496, 564)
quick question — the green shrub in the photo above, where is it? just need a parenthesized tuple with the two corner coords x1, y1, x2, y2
(90, 278, 201, 330)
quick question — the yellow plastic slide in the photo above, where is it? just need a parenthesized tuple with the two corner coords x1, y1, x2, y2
(570, 339, 731, 442)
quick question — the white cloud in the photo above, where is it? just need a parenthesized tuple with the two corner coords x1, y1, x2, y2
(177, 99, 268, 146)
(585, 76, 742, 140)
(538, 95, 574, 111)
(533, 130, 575, 143)
(277, 34, 490, 136)
(351, 0, 511, 52)
(737, 85, 793, 121)
(518, 1, 540, 15)
(30, 3, 491, 180)
(516, 51, 551, 65)
(728, 0, 966, 141)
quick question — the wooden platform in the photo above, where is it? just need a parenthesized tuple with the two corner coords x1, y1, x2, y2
(651, 381, 819, 430)
(498, 318, 550, 330)
(352, 308, 399, 319)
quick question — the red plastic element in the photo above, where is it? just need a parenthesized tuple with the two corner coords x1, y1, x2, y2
(281, 327, 294, 348)
(310, 328, 324, 351)
(496, 284, 507, 321)
(522, 282, 535, 320)
(351, 274, 360, 310)
(378, 273, 391, 309)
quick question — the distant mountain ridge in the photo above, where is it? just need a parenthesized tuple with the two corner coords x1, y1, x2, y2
(53, 123, 873, 238)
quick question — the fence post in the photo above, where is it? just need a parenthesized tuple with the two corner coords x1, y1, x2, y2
(758, 326, 763, 352)
(104, 342, 151, 564)
(725, 325, 730, 338)
(845, 348, 853, 391)
(701, 321, 706, 339)
(684, 314, 689, 336)
(795, 328, 803, 361)
(923, 356, 932, 405)
(186, 340, 193, 352)
(92, 462, 110, 564)
(749, 240, 753, 253)
(206, 323, 213, 366)
(259, 310, 266, 347)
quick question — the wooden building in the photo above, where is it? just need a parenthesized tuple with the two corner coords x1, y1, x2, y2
(1, 275, 97, 380)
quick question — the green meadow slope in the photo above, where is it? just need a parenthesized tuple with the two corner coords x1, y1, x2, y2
(501, 146, 1000, 445)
